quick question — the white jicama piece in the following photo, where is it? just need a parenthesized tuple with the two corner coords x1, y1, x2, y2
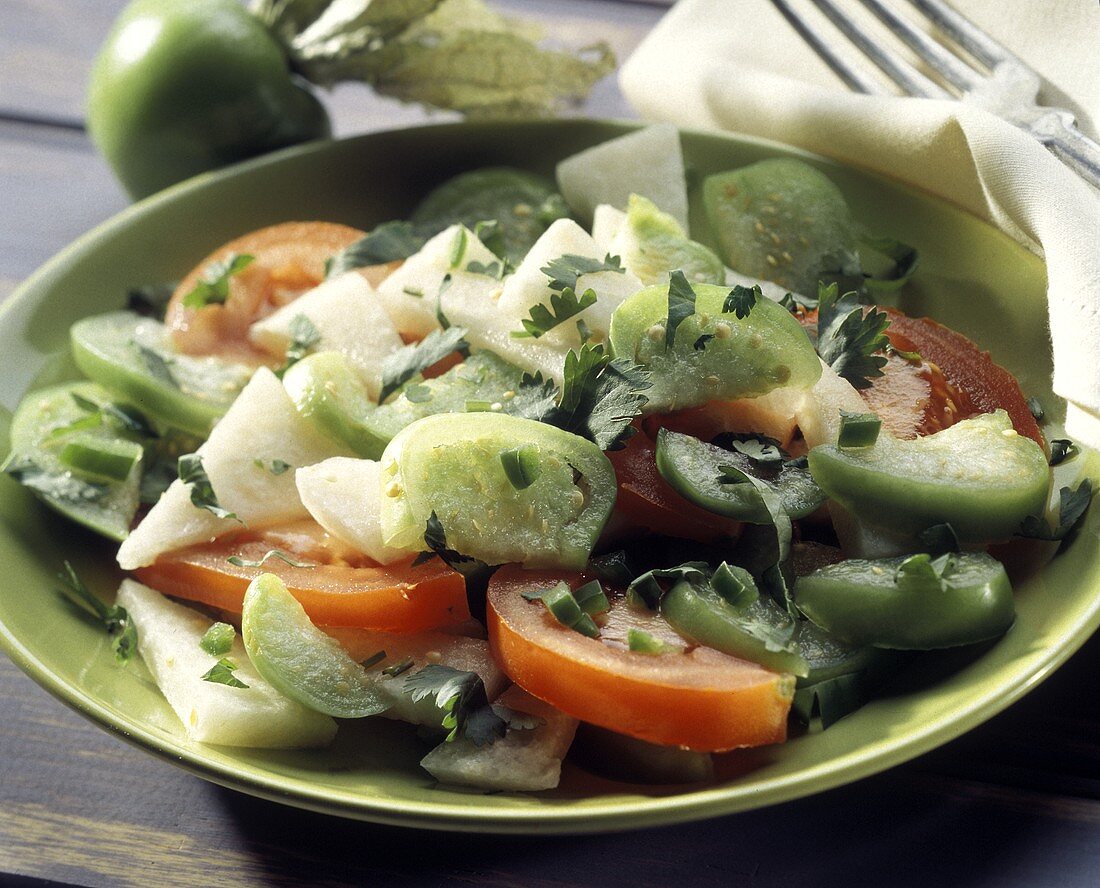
(556, 123, 689, 230)
(420, 686, 579, 791)
(249, 272, 404, 401)
(117, 368, 353, 569)
(296, 458, 409, 565)
(590, 204, 627, 253)
(117, 579, 337, 748)
(494, 218, 643, 351)
(376, 225, 501, 337)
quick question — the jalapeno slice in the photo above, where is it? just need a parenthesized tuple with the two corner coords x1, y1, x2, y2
(794, 552, 1015, 649)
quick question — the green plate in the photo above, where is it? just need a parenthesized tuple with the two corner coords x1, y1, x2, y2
(0, 120, 1097, 833)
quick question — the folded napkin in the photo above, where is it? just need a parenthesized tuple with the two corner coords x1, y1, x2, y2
(620, 0, 1100, 449)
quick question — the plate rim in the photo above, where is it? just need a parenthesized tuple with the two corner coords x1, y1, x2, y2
(1, 118, 1096, 833)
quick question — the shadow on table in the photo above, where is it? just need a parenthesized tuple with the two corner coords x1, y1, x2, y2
(209, 717, 1100, 888)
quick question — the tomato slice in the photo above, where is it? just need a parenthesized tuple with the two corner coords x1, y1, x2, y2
(487, 566, 793, 751)
(134, 521, 469, 632)
(881, 309, 1044, 449)
(165, 221, 372, 361)
(607, 430, 743, 544)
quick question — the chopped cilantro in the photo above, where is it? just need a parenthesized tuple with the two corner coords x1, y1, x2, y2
(378, 325, 469, 402)
(541, 253, 623, 293)
(276, 314, 321, 378)
(412, 512, 487, 576)
(226, 549, 314, 569)
(1049, 438, 1077, 466)
(815, 282, 890, 390)
(693, 333, 715, 351)
(201, 658, 249, 689)
(253, 458, 293, 475)
(549, 343, 651, 451)
(404, 664, 507, 746)
(325, 222, 426, 278)
(178, 453, 238, 522)
(181, 253, 254, 309)
(57, 561, 137, 664)
(722, 284, 761, 319)
(1018, 479, 1094, 542)
(513, 287, 597, 339)
(664, 270, 696, 349)
(138, 345, 178, 389)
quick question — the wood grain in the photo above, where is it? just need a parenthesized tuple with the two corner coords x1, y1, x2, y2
(3, 1, 1100, 886)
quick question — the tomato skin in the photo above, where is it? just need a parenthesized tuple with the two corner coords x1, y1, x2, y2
(607, 431, 743, 544)
(487, 566, 793, 752)
(882, 310, 1044, 449)
(165, 221, 367, 361)
(135, 525, 469, 632)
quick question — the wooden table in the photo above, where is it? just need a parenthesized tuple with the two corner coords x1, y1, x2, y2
(2, 2, 1099, 885)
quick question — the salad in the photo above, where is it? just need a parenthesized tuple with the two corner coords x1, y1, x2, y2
(3, 125, 1093, 792)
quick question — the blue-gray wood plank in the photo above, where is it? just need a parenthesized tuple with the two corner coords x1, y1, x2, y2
(2, 2, 1099, 885)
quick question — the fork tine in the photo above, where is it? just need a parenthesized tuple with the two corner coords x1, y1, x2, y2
(810, 0, 952, 99)
(856, 0, 982, 92)
(770, 0, 889, 95)
(907, 0, 1014, 69)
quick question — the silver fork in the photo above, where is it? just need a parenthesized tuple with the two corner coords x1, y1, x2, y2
(771, 0, 1100, 189)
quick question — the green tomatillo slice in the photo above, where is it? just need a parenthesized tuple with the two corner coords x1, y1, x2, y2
(794, 552, 1015, 649)
(608, 281, 820, 412)
(379, 412, 616, 569)
(807, 410, 1050, 542)
(241, 573, 390, 718)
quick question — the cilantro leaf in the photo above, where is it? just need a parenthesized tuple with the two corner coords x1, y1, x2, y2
(513, 287, 597, 339)
(276, 314, 321, 378)
(126, 281, 176, 320)
(181, 253, 254, 309)
(815, 282, 890, 389)
(548, 344, 651, 451)
(626, 562, 710, 610)
(412, 512, 488, 576)
(378, 325, 469, 402)
(325, 222, 427, 278)
(1049, 438, 1077, 466)
(778, 291, 819, 314)
(226, 549, 315, 569)
(1018, 480, 1095, 542)
(403, 664, 505, 746)
(138, 345, 178, 389)
(57, 561, 137, 663)
(201, 658, 249, 689)
(178, 453, 239, 522)
(665, 270, 696, 349)
(541, 253, 624, 293)
(722, 284, 761, 319)
(253, 458, 293, 475)
(506, 371, 560, 423)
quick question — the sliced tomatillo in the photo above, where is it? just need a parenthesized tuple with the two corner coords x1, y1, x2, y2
(608, 280, 820, 412)
(807, 410, 1050, 542)
(795, 552, 1015, 649)
(378, 413, 616, 569)
(241, 573, 390, 719)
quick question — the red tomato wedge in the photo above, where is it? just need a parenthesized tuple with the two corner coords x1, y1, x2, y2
(881, 309, 1044, 449)
(135, 522, 469, 632)
(487, 566, 794, 752)
(607, 430, 743, 544)
(165, 221, 376, 361)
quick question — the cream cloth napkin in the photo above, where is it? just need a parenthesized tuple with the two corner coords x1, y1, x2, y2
(619, 0, 1100, 449)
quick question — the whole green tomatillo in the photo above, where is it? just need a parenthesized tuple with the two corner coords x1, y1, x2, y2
(87, 0, 331, 200)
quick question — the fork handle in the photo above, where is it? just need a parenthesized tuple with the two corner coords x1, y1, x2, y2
(1044, 125, 1100, 191)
